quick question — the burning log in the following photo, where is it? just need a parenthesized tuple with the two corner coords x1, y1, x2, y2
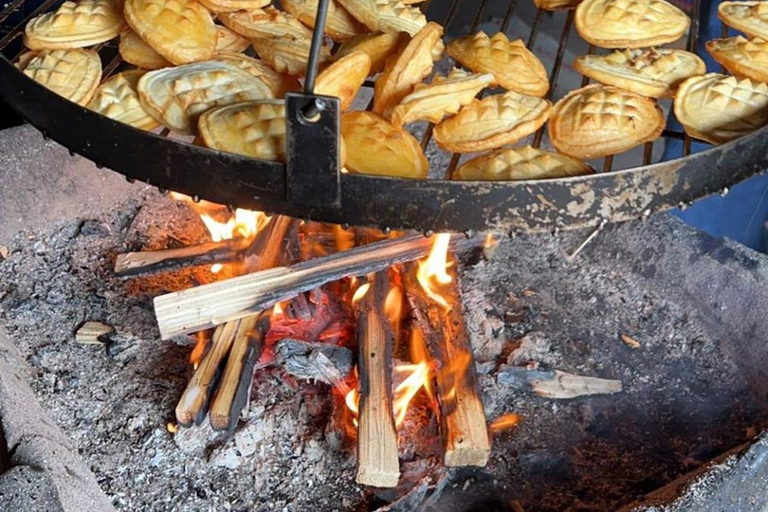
(209, 313, 271, 431)
(356, 270, 400, 488)
(275, 338, 354, 385)
(402, 241, 491, 467)
(114, 238, 251, 276)
(154, 233, 484, 339)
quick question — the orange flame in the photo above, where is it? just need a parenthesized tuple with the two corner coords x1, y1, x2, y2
(490, 413, 522, 433)
(170, 192, 269, 274)
(384, 286, 403, 325)
(272, 301, 285, 319)
(416, 233, 453, 309)
(343, 361, 432, 428)
(189, 331, 208, 370)
(351, 283, 371, 304)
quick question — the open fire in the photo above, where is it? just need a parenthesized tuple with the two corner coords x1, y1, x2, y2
(115, 193, 519, 497)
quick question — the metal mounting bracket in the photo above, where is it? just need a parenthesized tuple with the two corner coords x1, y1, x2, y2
(285, 92, 342, 209)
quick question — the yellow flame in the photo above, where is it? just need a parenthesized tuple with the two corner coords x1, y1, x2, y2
(273, 301, 285, 318)
(484, 233, 498, 250)
(490, 412, 522, 433)
(189, 331, 207, 370)
(352, 283, 371, 304)
(384, 286, 403, 325)
(416, 233, 452, 309)
(166, 422, 177, 434)
(410, 329, 434, 402)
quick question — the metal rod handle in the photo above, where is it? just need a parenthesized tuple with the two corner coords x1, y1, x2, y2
(303, 0, 331, 94)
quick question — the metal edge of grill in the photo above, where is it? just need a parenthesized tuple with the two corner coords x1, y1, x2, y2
(0, 0, 765, 234)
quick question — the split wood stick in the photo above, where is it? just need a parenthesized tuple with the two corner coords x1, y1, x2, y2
(175, 321, 239, 426)
(356, 270, 400, 488)
(209, 313, 270, 431)
(115, 238, 251, 276)
(208, 215, 295, 431)
(155, 233, 484, 339)
(403, 263, 491, 467)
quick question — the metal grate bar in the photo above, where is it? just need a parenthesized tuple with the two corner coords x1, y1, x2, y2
(580, 44, 596, 87)
(0, 0, 60, 50)
(0, 0, 28, 24)
(102, 53, 123, 79)
(526, 9, 544, 49)
(499, 0, 518, 34)
(682, 0, 701, 156)
(532, 10, 575, 149)
(469, 0, 491, 32)
(643, 141, 653, 165)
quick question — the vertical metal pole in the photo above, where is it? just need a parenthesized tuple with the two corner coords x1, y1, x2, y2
(303, 0, 331, 94)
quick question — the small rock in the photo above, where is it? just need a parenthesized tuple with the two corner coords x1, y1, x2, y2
(210, 446, 241, 469)
(507, 332, 556, 366)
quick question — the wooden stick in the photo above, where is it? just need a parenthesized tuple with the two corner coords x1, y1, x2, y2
(207, 215, 295, 431)
(356, 271, 400, 488)
(155, 233, 483, 339)
(209, 313, 270, 431)
(403, 263, 491, 467)
(115, 238, 251, 276)
(175, 321, 239, 426)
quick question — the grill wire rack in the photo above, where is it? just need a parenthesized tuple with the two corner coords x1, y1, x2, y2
(1, 0, 767, 234)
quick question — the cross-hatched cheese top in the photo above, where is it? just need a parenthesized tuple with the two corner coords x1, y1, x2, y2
(199, 100, 287, 161)
(252, 36, 330, 77)
(19, 49, 102, 106)
(137, 61, 274, 134)
(447, 32, 549, 97)
(706, 36, 768, 83)
(214, 25, 250, 54)
(88, 70, 159, 131)
(719, 1, 768, 39)
(574, 48, 705, 98)
(549, 84, 664, 159)
(391, 68, 494, 127)
(341, 111, 428, 178)
(119, 29, 171, 69)
(674, 73, 768, 144)
(336, 0, 426, 36)
(124, 0, 216, 65)
(24, 0, 124, 49)
(433, 90, 552, 153)
(575, 0, 690, 48)
(218, 6, 311, 40)
(211, 52, 300, 97)
(453, 146, 593, 181)
(281, 0, 364, 41)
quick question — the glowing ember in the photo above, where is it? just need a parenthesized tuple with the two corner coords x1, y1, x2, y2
(166, 422, 177, 434)
(416, 233, 453, 310)
(272, 301, 285, 318)
(490, 413, 522, 433)
(351, 282, 371, 304)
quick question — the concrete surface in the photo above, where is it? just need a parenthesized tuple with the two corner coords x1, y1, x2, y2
(0, 124, 147, 244)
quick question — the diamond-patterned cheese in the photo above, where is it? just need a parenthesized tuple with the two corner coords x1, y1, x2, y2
(336, 0, 427, 36)
(124, 0, 216, 65)
(315, 51, 372, 111)
(433, 90, 552, 153)
(447, 32, 549, 97)
(215, 25, 250, 54)
(282, 0, 365, 41)
(252, 36, 331, 77)
(137, 60, 274, 134)
(575, 0, 690, 48)
(574, 48, 705, 99)
(391, 68, 493, 127)
(199, 100, 287, 161)
(119, 29, 171, 69)
(719, 1, 768, 40)
(706, 36, 768, 84)
(18, 49, 101, 106)
(549, 84, 664, 159)
(341, 111, 428, 178)
(211, 52, 301, 97)
(88, 70, 160, 130)
(674, 73, 768, 145)
(218, 7, 312, 41)
(373, 22, 443, 118)
(453, 146, 593, 181)
(25, 0, 124, 50)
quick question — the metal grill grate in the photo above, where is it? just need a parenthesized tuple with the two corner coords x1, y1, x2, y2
(1, 0, 765, 235)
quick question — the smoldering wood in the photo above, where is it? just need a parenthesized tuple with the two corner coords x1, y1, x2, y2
(403, 263, 491, 468)
(275, 338, 353, 386)
(356, 270, 400, 488)
(154, 233, 484, 339)
(114, 238, 250, 276)
(175, 322, 239, 427)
